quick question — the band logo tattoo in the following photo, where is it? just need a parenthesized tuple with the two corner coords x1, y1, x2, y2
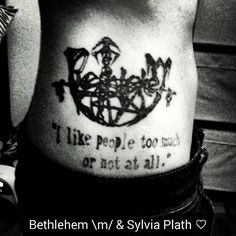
(52, 37, 176, 126)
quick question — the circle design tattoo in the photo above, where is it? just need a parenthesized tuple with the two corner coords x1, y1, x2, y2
(52, 37, 176, 127)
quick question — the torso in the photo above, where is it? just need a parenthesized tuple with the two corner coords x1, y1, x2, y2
(27, 0, 199, 176)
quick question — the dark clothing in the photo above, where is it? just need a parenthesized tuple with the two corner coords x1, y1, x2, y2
(15, 125, 214, 235)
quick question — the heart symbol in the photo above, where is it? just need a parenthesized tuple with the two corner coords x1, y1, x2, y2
(196, 220, 206, 230)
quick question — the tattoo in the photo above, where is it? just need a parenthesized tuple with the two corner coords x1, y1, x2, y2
(52, 37, 176, 127)
(51, 122, 180, 172)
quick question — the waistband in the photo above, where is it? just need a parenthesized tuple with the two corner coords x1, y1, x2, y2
(15, 123, 208, 218)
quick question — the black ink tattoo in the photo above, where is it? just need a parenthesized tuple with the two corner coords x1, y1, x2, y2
(66, 126, 92, 146)
(100, 157, 121, 170)
(52, 122, 61, 143)
(161, 133, 180, 147)
(144, 155, 160, 170)
(82, 156, 96, 169)
(52, 37, 176, 126)
(96, 133, 135, 152)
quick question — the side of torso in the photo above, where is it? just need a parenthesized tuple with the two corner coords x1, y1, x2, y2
(26, 0, 199, 176)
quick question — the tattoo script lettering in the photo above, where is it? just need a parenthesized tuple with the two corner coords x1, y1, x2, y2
(52, 122, 180, 172)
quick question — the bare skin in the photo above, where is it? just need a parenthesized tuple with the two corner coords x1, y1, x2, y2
(26, 0, 199, 176)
